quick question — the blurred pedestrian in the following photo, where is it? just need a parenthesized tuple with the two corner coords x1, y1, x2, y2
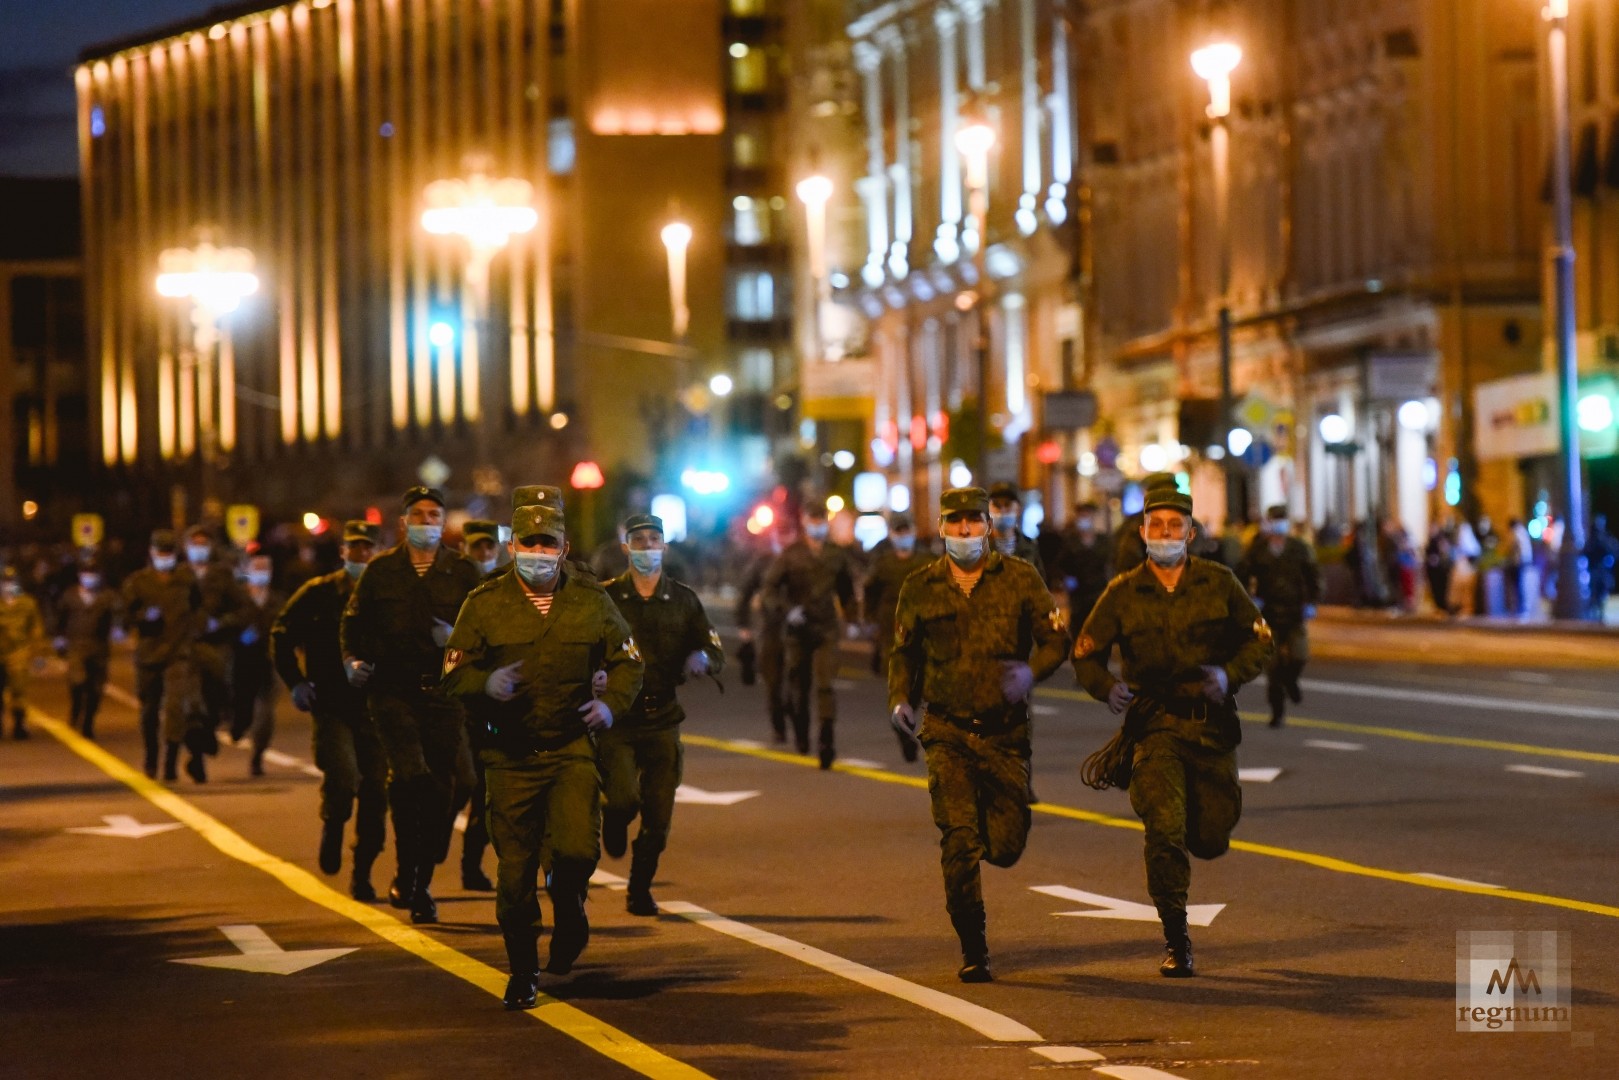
(54, 555, 121, 739)
(735, 523, 792, 743)
(1237, 507, 1319, 727)
(341, 486, 482, 924)
(272, 520, 388, 899)
(231, 550, 284, 775)
(987, 483, 1046, 581)
(122, 530, 195, 777)
(861, 513, 925, 761)
(1073, 485, 1271, 977)
(0, 566, 46, 739)
(887, 487, 1070, 982)
(1424, 524, 1454, 614)
(1585, 515, 1617, 621)
(182, 525, 253, 780)
(1056, 501, 1112, 630)
(1506, 518, 1535, 617)
(443, 503, 644, 1006)
(464, 519, 505, 578)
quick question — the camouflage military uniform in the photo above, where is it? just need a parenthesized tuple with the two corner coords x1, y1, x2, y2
(1073, 552, 1271, 969)
(602, 546, 724, 912)
(736, 546, 788, 741)
(122, 540, 204, 776)
(0, 581, 45, 737)
(889, 493, 1070, 979)
(55, 578, 121, 738)
(1236, 523, 1320, 726)
(442, 505, 643, 984)
(762, 535, 855, 763)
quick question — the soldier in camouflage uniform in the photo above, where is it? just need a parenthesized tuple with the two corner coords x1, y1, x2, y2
(987, 482, 1047, 582)
(735, 520, 794, 743)
(601, 513, 725, 916)
(464, 519, 505, 579)
(888, 488, 1071, 982)
(1236, 505, 1320, 728)
(443, 504, 643, 1008)
(121, 530, 197, 777)
(862, 513, 925, 761)
(341, 486, 483, 924)
(1073, 485, 1272, 977)
(181, 525, 253, 776)
(456, 517, 505, 890)
(763, 502, 856, 768)
(0, 566, 46, 739)
(53, 555, 122, 739)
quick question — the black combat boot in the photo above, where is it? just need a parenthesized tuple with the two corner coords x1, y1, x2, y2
(502, 934, 540, 1010)
(410, 864, 438, 924)
(818, 723, 836, 771)
(388, 860, 417, 909)
(350, 848, 379, 902)
(184, 751, 208, 783)
(1159, 913, 1195, 978)
(545, 861, 592, 975)
(162, 743, 181, 782)
(12, 708, 28, 739)
(461, 857, 494, 891)
(951, 907, 992, 983)
(318, 819, 345, 875)
(625, 852, 659, 917)
(601, 809, 631, 860)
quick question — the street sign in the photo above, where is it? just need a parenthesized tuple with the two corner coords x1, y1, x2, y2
(1093, 466, 1125, 494)
(172, 925, 356, 975)
(225, 504, 259, 547)
(1031, 885, 1225, 927)
(1042, 390, 1097, 430)
(71, 513, 104, 548)
(1094, 435, 1120, 469)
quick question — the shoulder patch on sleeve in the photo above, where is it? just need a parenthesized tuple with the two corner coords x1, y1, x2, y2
(1254, 617, 1273, 645)
(442, 648, 465, 676)
(621, 635, 643, 664)
(1072, 632, 1097, 660)
(1049, 608, 1068, 632)
(708, 627, 722, 650)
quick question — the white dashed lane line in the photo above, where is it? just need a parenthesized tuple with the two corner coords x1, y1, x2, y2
(1505, 763, 1585, 779)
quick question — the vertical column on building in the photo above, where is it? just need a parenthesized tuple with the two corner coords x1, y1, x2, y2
(855, 41, 889, 289)
(935, 7, 962, 263)
(408, 0, 432, 429)
(123, 54, 142, 465)
(504, 0, 532, 419)
(382, 0, 408, 432)
(530, 1, 555, 415)
(1046, 8, 1073, 225)
(883, 28, 911, 280)
(1016, 0, 1041, 235)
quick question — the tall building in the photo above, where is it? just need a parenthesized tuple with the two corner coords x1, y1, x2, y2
(75, 0, 774, 527)
(832, 0, 1083, 521)
(1080, 0, 1548, 538)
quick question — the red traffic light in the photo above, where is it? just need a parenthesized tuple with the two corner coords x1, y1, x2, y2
(570, 461, 605, 490)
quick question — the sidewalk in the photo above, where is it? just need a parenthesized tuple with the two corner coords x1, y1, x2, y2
(1311, 605, 1618, 669)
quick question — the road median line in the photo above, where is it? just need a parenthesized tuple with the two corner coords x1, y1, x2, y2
(32, 707, 712, 1080)
(684, 733, 1619, 921)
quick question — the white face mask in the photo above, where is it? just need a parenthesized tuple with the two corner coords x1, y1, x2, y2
(246, 569, 272, 587)
(628, 549, 664, 576)
(153, 553, 177, 572)
(944, 535, 987, 566)
(79, 574, 102, 591)
(804, 522, 830, 542)
(406, 524, 442, 550)
(1145, 539, 1188, 567)
(476, 558, 499, 575)
(514, 551, 561, 587)
(186, 544, 212, 566)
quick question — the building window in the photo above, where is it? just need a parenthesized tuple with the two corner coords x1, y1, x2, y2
(730, 47, 769, 93)
(738, 346, 775, 390)
(729, 0, 769, 14)
(732, 127, 768, 167)
(732, 195, 772, 245)
(548, 117, 576, 175)
(730, 270, 776, 321)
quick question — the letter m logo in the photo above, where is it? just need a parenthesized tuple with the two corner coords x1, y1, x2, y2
(1486, 958, 1541, 995)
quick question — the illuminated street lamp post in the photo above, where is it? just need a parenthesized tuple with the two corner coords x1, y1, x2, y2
(156, 241, 258, 510)
(796, 174, 833, 368)
(660, 220, 693, 345)
(1541, 0, 1591, 618)
(422, 162, 537, 471)
(956, 114, 996, 484)
(1192, 38, 1243, 526)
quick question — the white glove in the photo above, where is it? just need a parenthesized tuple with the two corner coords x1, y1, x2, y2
(578, 699, 614, 732)
(890, 703, 920, 740)
(1200, 665, 1229, 702)
(1106, 681, 1135, 715)
(110, 626, 127, 645)
(431, 618, 454, 647)
(1000, 661, 1034, 703)
(143, 605, 162, 622)
(52, 636, 68, 655)
(592, 669, 608, 697)
(785, 605, 807, 628)
(684, 651, 710, 677)
(485, 661, 523, 702)
(344, 656, 374, 688)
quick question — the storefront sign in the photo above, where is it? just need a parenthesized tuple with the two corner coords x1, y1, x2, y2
(1474, 373, 1558, 461)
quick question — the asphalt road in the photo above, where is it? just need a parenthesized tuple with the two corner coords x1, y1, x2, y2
(2, 642, 1615, 1079)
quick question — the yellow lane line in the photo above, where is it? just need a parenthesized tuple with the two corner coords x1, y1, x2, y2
(1035, 686, 1619, 766)
(683, 734, 1619, 921)
(34, 708, 712, 1080)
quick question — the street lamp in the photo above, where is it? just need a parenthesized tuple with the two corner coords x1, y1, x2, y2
(796, 174, 833, 366)
(1192, 38, 1243, 526)
(1540, 0, 1591, 618)
(156, 241, 258, 509)
(955, 114, 996, 482)
(422, 162, 537, 444)
(660, 221, 693, 344)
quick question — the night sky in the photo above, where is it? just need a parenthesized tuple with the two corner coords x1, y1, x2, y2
(0, 1, 214, 176)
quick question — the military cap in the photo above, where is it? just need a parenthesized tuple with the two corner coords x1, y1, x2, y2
(1142, 485, 1194, 516)
(0, 566, 17, 583)
(987, 482, 1022, 503)
(1264, 504, 1289, 522)
(623, 513, 664, 536)
(512, 504, 565, 541)
(150, 529, 178, 552)
(184, 522, 214, 542)
(512, 485, 565, 512)
(463, 519, 500, 543)
(402, 485, 445, 510)
(342, 520, 381, 545)
(801, 500, 830, 520)
(940, 487, 990, 515)
(889, 512, 915, 530)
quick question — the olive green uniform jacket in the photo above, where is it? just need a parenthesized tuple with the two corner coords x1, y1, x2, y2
(341, 544, 483, 692)
(440, 569, 644, 748)
(887, 552, 1071, 716)
(603, 572, 724, 729)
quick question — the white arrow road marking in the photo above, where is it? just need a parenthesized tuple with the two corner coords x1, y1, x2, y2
(260, 749, 302, 768)
(1031, 885, 1225, 927)
(839, 758, 885, 770)
(726, 738, 766, 750)
(1031, 704, 1061, 716)
(1506, 764, 1584, 779)
(66, 814, 184, 839)
(1303, 739, 1364, 752)
(1238, 767, 1282, 783)
(171, 925, 356, 975)
(1034, 1046, 1106, 1063)
(591, 868, 629, 891)
(674, 785, 759, 806)
(1094, 1068, 1196, 1080)
(1412, 872, 1503, 890)
(660, 901, 1042, 1043)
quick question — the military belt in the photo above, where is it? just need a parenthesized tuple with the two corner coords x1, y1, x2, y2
(925, 702, 1028, 736)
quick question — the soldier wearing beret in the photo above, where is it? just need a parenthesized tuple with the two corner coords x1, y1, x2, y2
(341, 487, 482, 924)
(1072, 484, 1272, 977)
(599, 513, 725, 916)
(273, 520, 390, 900)
(763, 500, 856, 768)
(861, 512, 926, 760)
(1236, 505, 1320, 728)
(987, 482, 1047, 582)
(888, 488, 1071, 982)
(443, 504, 644, 1008)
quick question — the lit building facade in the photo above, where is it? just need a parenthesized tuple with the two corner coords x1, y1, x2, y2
(76, 0, 761, 521)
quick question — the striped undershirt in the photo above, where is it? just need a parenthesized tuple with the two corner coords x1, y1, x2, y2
(949, 560, 984, 597)
(521, 580, 554, 615)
